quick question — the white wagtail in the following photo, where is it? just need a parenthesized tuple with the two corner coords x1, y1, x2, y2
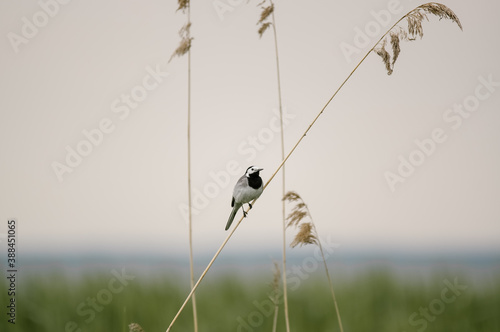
(225, 166, 264, 231)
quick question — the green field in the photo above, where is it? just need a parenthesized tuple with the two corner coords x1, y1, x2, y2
(1, 262, 499, 332)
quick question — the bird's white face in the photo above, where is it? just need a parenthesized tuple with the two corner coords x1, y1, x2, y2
(245, 166, 263, 176)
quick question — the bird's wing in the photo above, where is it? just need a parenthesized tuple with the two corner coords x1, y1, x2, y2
(231, 196, 235, 207)
(232, 175, 248, 202)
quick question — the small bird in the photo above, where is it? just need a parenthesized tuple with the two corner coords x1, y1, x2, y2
(225, 166, 264, 231)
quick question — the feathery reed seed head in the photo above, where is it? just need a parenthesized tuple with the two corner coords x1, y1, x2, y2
(258, 4, 274, 23)
(290, 222, 318, 248)
(129, 323, 145, 332)
(286, 210, 308, 228)
(374, 2, 462, 75)
(258, 22, 272, 38)
(283, 191, 300, 202)
(169, 23, 193, 62)
(256, 1, 274, 37)
(176, 0, 189, 12)
(284, 191, 319, 248)
(284, 191, 310, 228)
(270, 261, 281, 301)
(390, 32, 401, 65)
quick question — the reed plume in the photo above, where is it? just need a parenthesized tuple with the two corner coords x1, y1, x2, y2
(257, 1, 274, 38)
(374, 2, 462, 74)
(176, 0, 189, 12)
(169, 22, 192, 63)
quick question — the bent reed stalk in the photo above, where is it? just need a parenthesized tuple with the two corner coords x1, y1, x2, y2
(165, 3, 461, 330)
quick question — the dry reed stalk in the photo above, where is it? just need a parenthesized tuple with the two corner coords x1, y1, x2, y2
(256, 1, 291, 330)
(164, 3, 461, 331)
(169, 1, 198, 331)
(283, 191, 344, 332)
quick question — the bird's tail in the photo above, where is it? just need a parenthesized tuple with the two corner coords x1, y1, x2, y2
(225, 203, 241, 231)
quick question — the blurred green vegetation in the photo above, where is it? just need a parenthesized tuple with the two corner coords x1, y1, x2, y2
(1, 266, 499, 332)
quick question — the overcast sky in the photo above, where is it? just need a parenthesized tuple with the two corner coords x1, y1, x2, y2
(1, 0, 499, 260)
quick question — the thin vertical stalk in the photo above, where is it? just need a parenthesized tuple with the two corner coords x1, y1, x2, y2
(271, 304, 279, 332)
(186, 3, 198, 332)
(269, 2, 290, 331)
(122, 306, 126, 332)
(271, 261, 281, 332)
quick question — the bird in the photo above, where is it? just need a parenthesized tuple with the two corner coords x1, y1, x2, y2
(225, 166, 264, 231)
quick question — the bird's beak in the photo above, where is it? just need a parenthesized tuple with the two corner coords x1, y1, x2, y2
(257, 168, 264, 171)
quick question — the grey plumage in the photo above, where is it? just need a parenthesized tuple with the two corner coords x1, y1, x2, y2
(225, 166, 263, 231)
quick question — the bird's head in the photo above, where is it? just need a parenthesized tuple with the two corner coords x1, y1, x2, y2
(245, 166, 263, 177)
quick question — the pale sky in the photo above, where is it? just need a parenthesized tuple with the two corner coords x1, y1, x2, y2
(1, 0, 499, 259)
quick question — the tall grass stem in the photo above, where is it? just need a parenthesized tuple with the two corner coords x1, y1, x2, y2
(269, 1, 290, 331)
(185, 3, 198, 331)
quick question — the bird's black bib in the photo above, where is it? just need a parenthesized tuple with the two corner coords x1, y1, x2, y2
(247, 173, 263, 190)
